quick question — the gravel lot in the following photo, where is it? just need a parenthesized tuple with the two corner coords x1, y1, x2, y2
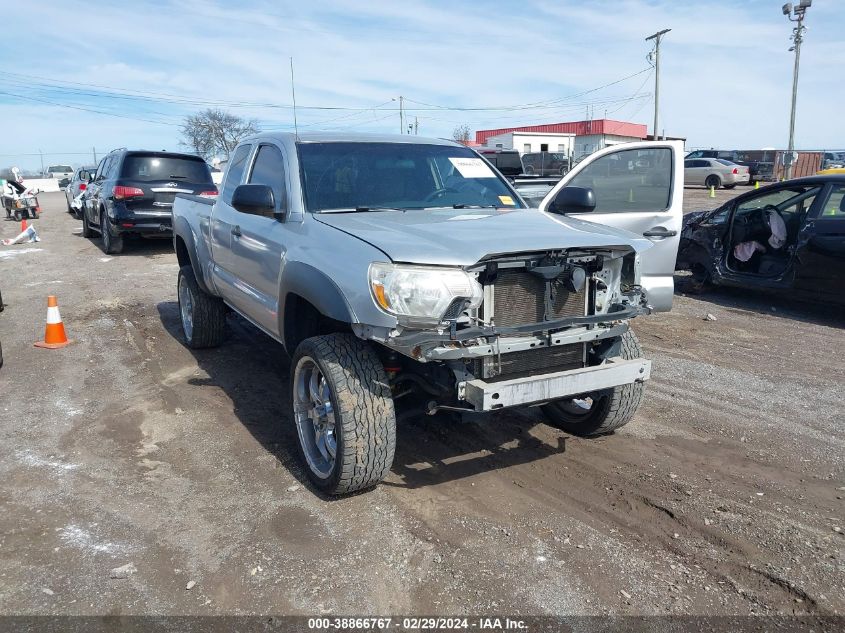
(0, 191, 842, 616)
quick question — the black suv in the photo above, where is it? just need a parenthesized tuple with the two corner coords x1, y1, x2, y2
(522, 152, 570, 176)
(81, 149, 217, 254)
(475, 148, 524, 177)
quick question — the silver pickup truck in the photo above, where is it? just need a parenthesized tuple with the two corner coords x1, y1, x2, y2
(172, 133, 683, 495)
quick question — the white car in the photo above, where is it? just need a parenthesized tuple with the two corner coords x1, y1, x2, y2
(43, 164, 74, 187)
(684, 158, 750, 189)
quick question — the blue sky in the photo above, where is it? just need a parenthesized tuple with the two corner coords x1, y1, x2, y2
(2, 0, 843, 171)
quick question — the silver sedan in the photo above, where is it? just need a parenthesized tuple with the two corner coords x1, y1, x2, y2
(684, 158, 750, 189)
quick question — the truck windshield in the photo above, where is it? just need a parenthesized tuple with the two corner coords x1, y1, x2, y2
(298, 142, 524, 212)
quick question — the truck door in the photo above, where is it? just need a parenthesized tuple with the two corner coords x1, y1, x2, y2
(210, 143, 253, 307)
(794, 183, 845, 299)
(538, 141, 684, 311)
(222, 143, 289, 336)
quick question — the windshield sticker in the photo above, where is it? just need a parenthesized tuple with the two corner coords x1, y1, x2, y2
(498, 195, 515, 206)
(448, 157, 496, 179)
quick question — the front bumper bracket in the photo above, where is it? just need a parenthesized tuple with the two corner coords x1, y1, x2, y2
(461, 356, 651, 411)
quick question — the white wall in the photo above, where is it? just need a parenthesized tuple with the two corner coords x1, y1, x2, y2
(512, 133, 574, 155)
(485, 132, 575, 155)
(21, 178, 62, 192)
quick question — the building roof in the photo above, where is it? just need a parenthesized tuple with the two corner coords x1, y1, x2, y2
(475, 119, 648, 145)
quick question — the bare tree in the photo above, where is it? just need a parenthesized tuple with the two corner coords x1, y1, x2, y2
(452, 124, 472, 144)
(180, 109, 260, 160)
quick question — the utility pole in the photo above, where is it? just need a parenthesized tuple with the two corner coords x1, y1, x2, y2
(646, 28, 671, 141)
(414, 116, 418, 135)
(399, 96, 404, 134)
(783, 1, 811, 180)
(38, 149, 44, 176)
(92, 146, 97, 164)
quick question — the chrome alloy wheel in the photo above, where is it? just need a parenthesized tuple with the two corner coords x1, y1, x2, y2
(293, 357, 337, 479)
(178, 276, 194, 341)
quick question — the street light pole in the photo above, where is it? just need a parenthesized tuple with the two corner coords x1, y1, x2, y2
(783, 1, 811, 180)
(645, 29, 671, 141)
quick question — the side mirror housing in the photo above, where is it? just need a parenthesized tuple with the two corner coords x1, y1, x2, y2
(548, 186, 596, 215)
(231, 184, 283, 219)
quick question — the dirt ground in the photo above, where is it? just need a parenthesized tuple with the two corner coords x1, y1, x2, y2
(0, 191, 842, 617)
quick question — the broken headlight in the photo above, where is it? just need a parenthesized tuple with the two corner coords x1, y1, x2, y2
(369, 263, 482, 326)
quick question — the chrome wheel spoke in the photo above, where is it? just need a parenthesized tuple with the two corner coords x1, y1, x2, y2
(293, 357, 337, 480)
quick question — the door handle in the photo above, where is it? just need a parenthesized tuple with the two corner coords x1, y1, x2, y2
(643, 227, 678, 238)
(231, 225, 241, 237)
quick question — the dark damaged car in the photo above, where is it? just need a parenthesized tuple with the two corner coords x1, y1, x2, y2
(676, 175, 845, 303)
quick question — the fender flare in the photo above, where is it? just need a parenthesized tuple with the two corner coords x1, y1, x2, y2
(172, 218, 213, 295)
(279, 261, 356, 330)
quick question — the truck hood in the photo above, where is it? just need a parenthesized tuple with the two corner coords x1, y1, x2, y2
(314, 207, 652, 266)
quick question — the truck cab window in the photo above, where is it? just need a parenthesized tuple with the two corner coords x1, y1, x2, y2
(248, 145, 286, 211)
(221, 144, 252, 204)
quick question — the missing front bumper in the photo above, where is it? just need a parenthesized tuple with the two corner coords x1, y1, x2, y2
(460, 356, 651, 411)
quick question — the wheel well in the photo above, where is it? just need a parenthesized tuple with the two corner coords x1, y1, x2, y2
(174, 236, 191, 268)
(283, 293, 351, 354)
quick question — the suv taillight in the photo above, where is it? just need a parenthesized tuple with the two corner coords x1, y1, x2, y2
(198, 190, 218, 198)
(112, 185, 144, 200)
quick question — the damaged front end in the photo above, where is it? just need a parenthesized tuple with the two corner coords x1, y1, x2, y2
(355, 247, 651, 413)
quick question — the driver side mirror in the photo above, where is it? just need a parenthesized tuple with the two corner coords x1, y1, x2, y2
(232, 184, 284, 220)
(548, 186, 596, 214)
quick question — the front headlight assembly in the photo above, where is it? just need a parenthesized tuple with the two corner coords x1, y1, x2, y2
(369, 263, 482, 326)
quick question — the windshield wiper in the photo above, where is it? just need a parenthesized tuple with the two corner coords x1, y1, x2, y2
(452, 204, 499, 209)
(321, 206, 401, 213)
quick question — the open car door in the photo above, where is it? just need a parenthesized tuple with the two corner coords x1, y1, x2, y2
(538, 141, 684, 311)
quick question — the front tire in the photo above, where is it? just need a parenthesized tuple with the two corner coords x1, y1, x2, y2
(177, 265, 226, 348)
(100, 209, 124, 254)
(541, 330, 645, 436)
(291, 334, 396, 495)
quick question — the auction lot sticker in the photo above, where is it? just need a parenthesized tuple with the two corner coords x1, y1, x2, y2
(448, 157, 496, 178)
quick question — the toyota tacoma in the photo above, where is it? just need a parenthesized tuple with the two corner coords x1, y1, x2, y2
(172, 133, 683, 494)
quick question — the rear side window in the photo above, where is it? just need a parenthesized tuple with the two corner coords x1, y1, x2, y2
(567, 147, 672, 213)
(248, 145, 286, 211)
(120, 154, 212, 183)
(221, 145, 252, 204)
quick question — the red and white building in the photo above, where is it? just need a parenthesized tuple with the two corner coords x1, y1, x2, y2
(476, 119, 649, 160)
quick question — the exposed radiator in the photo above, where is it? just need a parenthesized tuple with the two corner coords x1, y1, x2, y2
(484, 268, 587, 329)
(473, 267, 589, 381)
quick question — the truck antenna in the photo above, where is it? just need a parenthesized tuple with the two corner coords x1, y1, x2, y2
(290, 57, 299, 141)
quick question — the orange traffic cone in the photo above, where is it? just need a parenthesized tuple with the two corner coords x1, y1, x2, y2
(34, 296, 72, 349)
(21, 218, 27, 232)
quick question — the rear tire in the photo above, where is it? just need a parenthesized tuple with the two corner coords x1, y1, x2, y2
(177, 265, 226, 349)
(705, 175, 721, 190)
(81, 209, 94, 237)
(290, 334, 396, 495)
(100, 209, 124, 254)
(724, 184, 736, 190)
(541, 330, 645, 436)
